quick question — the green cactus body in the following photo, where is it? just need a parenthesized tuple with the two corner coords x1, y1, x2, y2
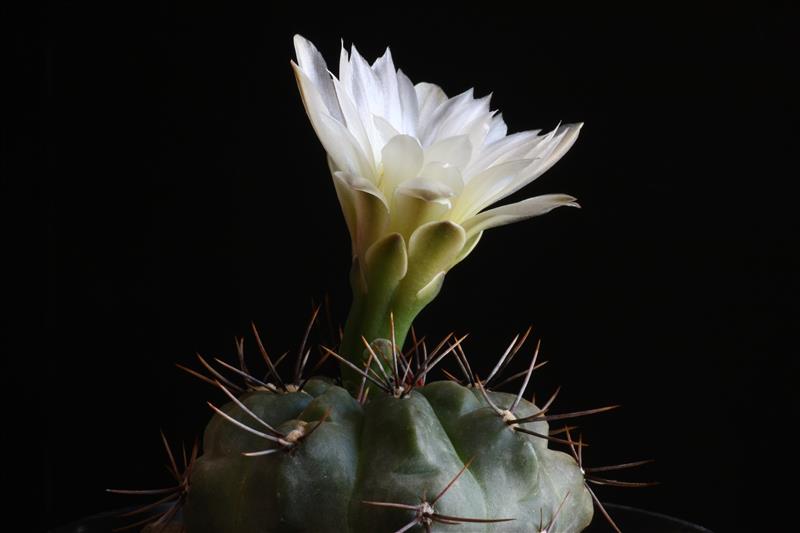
(184, 378, 593, 532)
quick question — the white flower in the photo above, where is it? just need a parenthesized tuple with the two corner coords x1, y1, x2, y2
(292, 36, 581, 273)
(291, 35, 583, 352)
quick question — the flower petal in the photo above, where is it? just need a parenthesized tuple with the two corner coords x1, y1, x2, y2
(318, 112, 376, 180)
(417, 162, 463, 197)
(461, 194, 580, 239)
(372, 115, 401, 147)
(380, 134, 424, 198)
(328, 157, 356, 255)
(348, 44, 382, 112)
(415, 82, 447, 111)
(339, 44, 386, 163)
(371, 47, 402, 130)
(423, 135, 473, 171)
(437, 92, 493, 153)
(338, 39, 352, 95)
(415, 82, 448, 142)
(417, 87, 469, 144)
(388, 179, 453, 242)
(397, 70, 419, 136)
(393, 221, 466, 320)
(293, 62, 374, 179)
(492, 123, 583, 202)
(396, 176, 456, 202)
(484, 112, 507, 145)
(365, 232, 408, 298)
(415, 270, 446, 302)
(466, 129, 543, 174)
(405, 221, 467, 286)
(450, 159, 531, 221)
(293, 35, 342, 122)
(463, 109, 494, 157)
(419, 89, 492, 147)
(394, 220, 467, 314)
(462, 123, 583, 216)
(332, 77, 375, 169)
(333, 171, 390, 261)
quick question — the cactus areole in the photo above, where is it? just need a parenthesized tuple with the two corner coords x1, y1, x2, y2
(121, 35, 644, 533)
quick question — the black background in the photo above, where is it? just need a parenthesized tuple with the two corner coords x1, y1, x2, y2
(16, 4, 799, 532)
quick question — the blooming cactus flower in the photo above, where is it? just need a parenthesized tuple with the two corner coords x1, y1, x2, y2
(291, 35, 582, 376)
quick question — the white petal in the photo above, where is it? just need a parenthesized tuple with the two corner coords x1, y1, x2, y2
(292, 35, 342, 122)
(371, 48, 402, 130)
(461, 194, 580, 239)
(419, 89, 492, 147)
(463, 108, 494, 156)
(292, 59, 329, 129)
(349, 44, 382, 115)
(417, 162, 463, 197)
(340, 45, 385, 163)
(389, 174, 456, 241)
(380, 134, 423, 198)
(438, 92, 493, 149)
(395, 176, 455, 202)
(449, 159, 531, 221)
(337, 170, 385, 198)
(533, 122, 583, 175)
(519, 123, 564, 161)
(423, 135, 473, 171)
(415, 82, 448, 141)
(415, 82, 447, 111)
(416, 88, 472, 145)
(293, 63, 372, 179)
(328, 157, 356, 256)
(331, 77, 375, 168)
(318, 111, 376, 180)
(372, 115, 401, 146)
(333, 171, 390, 260)
(338, 40, 352, 92)
(397, 70, 419, 136)
(389, 191, 451, 243)
(492, 123, 583, 203)
(484, 112, 508, 145)
(467, 129, 543, 174)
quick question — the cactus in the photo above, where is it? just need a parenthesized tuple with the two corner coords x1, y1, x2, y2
(111, 35, 657, 533)
(179, 333, 601, 533)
